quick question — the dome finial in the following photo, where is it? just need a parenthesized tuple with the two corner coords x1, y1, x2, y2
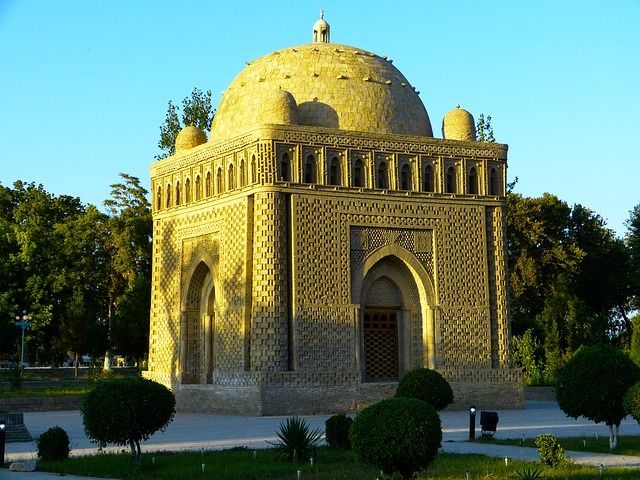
(312, 11, 330, 43)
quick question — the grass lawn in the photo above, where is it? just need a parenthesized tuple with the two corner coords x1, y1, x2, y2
(0, 384, 93, 397)
(33, 447, 639, 480)
(483, 435, 640, 457)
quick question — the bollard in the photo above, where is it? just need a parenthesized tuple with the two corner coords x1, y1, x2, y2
(468, 406, 476, 441)
(0, 421, 5, 465)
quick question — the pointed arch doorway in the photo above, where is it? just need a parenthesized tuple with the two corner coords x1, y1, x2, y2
(355, 250, 435, 383)
(182, 260, 216, 384)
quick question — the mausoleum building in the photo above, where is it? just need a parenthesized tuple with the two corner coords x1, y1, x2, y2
(144, 14, 523, 414)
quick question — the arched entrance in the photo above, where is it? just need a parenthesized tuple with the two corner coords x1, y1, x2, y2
(363, 277, 402, 381)
(182, 260, 216, 384)
(355, 249, 434, 382)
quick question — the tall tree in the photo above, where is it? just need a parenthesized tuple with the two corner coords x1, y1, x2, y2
(10, 181, 85, 364)
(54, 205, 109, 375)
(157, 87, 214, 159)
(627, 204, 640, 311)
(102, 174, 152, 369)
(0, 184, 23, 356)
(508, 193, 635, 381)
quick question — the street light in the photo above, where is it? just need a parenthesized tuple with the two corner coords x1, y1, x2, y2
(15, 310, 32, 372)
(468, 405, 477, 441)
(0, 420, 6, 465)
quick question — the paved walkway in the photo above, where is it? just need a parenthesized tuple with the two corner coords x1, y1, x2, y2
(3, 401, 640, 478)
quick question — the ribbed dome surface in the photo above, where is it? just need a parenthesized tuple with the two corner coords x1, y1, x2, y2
(442, 106, 476, 142)
(175, 125, 207, 153)
(210, 42, 433, 142)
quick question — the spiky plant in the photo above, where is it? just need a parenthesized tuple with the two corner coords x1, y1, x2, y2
(514, 465, 544, 480)
(270, 417, 323, 462)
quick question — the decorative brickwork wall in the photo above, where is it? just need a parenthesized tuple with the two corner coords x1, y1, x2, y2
(145, 122, 521, 414)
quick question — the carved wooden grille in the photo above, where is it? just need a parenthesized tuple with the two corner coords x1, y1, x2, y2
(364, 310, 399, 381)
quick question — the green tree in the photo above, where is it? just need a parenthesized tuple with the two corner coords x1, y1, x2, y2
(507, 193, 633, 380)
(507, 193, 583, 334)
(81, 377, 175, 460)
(0, 184, 23, 356)
(627, 204, 640, 311)
(476, 113, 495, 142)
(556, 345, 640, 449)
(102, 173, 152, 369)
(157, 87, 214, 159)
(630, 314, 640, 366)
(512, 328, 544, 385)
(10, 181, 86, 364)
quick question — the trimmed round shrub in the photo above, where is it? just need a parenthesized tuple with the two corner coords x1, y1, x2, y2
(395, 368, 454, 410)
(535, 433, 564, 466)
(350, 397, 442, 478)
(81, 377, 175, 458)
(37, 426, 70, 461)
(623, 381, 640, 421)
(557, 345, 640, 427)
(325, 414, 353, 449)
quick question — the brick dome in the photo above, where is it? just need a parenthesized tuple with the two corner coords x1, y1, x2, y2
(210, 42, 433, 143)
(175, 125, 207, 153)
(442, 105, 476, 142)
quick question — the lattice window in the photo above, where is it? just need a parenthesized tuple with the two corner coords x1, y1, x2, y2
(364, 310, 399, 381)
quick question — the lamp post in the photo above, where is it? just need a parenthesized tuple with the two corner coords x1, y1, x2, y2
(15, 310, 32, 372)
(0, 420, 6, 465)
(468, 405, 477, 441)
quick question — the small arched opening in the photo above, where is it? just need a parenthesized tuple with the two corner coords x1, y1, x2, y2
(377, 161, 388, 189)
(329, 156, 341, 185)
(228, 164, 236, 190)
(216, 167, 223, 194)
(446, 166, 457, 193)
(205, 171, 212, 197)
(185, 178, 191, 203)
(489, 168, 501, 195)
(304, 155, 316, 183)
(423, 164, 434, 192)
(400, 163, 412, 190)
(467, 167, 478, 195)
(353, 159, 364, 187)
(280, 152, 290, 181)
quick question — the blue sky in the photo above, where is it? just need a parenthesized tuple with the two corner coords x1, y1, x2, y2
(1, 1, 638, 236)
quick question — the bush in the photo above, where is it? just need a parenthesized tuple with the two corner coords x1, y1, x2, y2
(325, 414, 353, 449)
(534, 433, 564, 466)
(623, 381, 640, 421)
(395, 368, 454, 410)
(350, 397, 441, 479)
(81, 377, 175, 459)
(270, 416, 322, 462)
(556, 345, 640, 449)
(37, 426, 70, 461)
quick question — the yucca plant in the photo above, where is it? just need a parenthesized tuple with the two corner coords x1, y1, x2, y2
(270, 416, 323, 462)
(513, 465, 543, 480)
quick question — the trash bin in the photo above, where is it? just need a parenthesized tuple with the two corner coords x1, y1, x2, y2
(480, 411, 499, 438)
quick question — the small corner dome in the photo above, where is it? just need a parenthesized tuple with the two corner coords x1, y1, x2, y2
(442, 105, 476, 142)
(256, 88, 300, 127)
(175, 125, 207, 153)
